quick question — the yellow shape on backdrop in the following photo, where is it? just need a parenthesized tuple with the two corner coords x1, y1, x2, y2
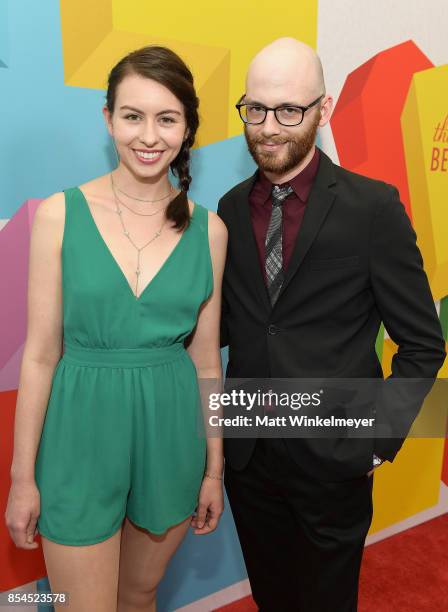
(381, 337, 397, 378)
(60, 0, 318, 146)
(401, 64, 448, 300)
(370, 437, 445, 534)
(438, 342, 448, 376)
(372, 338, 447, 533)
(60, 0, 112, 82)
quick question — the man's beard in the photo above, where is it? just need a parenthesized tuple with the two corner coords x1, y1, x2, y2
(245, 112, 320, 175)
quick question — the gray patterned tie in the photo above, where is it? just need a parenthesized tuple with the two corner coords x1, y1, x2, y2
(265, 183, 294, 305)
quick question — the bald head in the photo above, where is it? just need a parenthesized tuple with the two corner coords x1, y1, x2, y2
(242, 39, 331, 182)
(246, 37, 325, 103)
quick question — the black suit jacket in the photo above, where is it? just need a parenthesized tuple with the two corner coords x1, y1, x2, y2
(217, 147, 446, 481)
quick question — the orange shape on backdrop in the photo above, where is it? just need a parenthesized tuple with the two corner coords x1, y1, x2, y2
(331, 40, 433, 220)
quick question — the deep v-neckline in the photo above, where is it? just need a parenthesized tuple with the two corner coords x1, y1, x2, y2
(76, 186, 195, 302)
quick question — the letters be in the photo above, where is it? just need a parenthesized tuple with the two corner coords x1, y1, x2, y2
(430, 146, 448, 171)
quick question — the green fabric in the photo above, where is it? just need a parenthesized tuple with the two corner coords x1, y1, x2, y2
(35, 187, 212, 545)
(375, 322, 384, 362)
(440, 296, 448, 342)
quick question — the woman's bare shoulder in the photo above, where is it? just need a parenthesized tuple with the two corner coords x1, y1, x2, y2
(187, 199, 227, 241)
(207, 208, 228, 242)
(31, 191, 67, 253)
(78, 174, 109, 196)
(34, 191, 65, 222)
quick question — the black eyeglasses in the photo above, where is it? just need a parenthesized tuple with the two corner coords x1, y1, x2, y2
(236, 94, 324, 126)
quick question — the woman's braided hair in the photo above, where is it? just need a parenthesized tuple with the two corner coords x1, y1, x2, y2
(106, 45, 199, 230)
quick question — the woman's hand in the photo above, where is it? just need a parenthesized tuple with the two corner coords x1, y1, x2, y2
(191, 475, 224, 535)
(5, 480, 41, 549)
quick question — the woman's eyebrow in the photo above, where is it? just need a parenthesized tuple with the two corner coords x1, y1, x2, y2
(119, 105, 181, 116)
(119, 105, 144, 113)
(156, 109, 182, 116)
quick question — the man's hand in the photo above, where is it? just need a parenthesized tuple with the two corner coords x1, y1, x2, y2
(369, 454, 384, 477)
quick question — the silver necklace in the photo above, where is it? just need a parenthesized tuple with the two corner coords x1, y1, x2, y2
(111, 172, 173, 202)
(110, 177, 168, 217)
(111, 186, 166, 298)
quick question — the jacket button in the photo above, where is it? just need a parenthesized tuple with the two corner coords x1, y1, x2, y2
(268, 324, 278, 335)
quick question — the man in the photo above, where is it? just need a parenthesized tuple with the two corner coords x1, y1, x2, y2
(217, 38, 446, 612)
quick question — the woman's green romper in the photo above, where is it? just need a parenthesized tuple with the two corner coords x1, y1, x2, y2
(34, 187, 213, 545)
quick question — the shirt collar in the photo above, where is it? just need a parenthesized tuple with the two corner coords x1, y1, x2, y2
(256, 146, 320, 204)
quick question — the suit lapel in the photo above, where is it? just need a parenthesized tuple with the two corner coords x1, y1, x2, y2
(275, 149, 337, 303)
(232, 172, 271, 312)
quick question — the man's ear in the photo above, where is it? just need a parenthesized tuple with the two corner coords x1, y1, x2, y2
(319, 95, 333, 127)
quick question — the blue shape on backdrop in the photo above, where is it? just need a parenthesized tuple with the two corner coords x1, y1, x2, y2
(36, 576, 53, 611)
(158, 500, 248, 610)
(0, 1, 112, 218)
(0, 0, 8, 68)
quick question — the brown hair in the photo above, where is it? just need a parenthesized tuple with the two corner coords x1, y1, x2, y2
(106, 45, 199, 230)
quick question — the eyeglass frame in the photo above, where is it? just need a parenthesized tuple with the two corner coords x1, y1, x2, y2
(235, 93, 325, 126)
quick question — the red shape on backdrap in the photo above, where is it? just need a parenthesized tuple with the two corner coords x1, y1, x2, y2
(0, 390, 47, 592)
(331, 40, 434, 221)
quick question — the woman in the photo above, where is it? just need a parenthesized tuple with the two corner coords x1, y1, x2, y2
(5, 45, 227, 611)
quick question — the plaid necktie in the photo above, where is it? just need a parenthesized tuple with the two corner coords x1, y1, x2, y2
(265, 183, 294, 305)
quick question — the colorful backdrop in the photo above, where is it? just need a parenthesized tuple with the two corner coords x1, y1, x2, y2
(1, 1, 447, 610)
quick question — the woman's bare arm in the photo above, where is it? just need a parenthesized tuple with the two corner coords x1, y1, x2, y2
(10, 192, 65, 483)
(186, 210, 228, 477)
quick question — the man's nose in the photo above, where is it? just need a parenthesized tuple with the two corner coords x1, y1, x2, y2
(260, 109, 281, 138)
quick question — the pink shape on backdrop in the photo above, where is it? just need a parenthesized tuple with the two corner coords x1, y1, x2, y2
(0, 199, 42, 382)
(0, 343, 25, 392)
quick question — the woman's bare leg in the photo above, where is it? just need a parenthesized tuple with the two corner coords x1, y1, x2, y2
(117, 516, 191, 612)
(41, 527, 122, 611)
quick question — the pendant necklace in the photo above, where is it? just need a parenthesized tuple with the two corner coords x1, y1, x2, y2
(110, 176, 167, 298)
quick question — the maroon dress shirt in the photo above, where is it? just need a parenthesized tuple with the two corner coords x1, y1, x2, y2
(249, 146, 320, 283)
